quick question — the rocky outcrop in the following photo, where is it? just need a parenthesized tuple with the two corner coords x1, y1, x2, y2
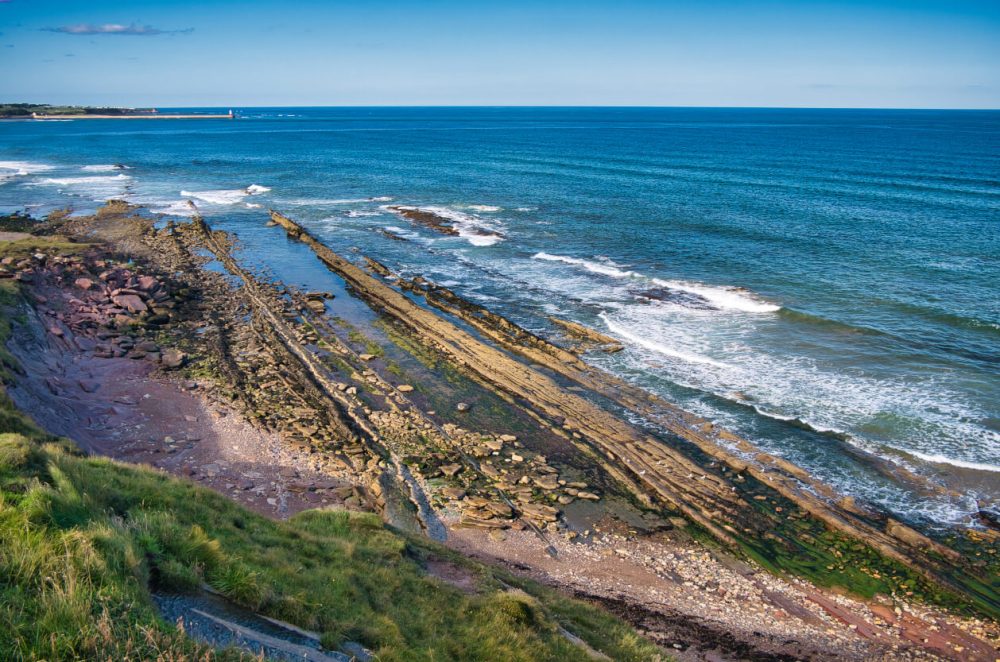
(385, 206, 460, 236)
(548, 316, 624, 353)
(265, 209, 999, 618)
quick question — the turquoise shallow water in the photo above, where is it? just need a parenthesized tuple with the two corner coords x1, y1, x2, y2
(1, 107, 997, 527)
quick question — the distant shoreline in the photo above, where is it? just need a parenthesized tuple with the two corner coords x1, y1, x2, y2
(0, 104, 236, 120)
(11, 113, 234, 121)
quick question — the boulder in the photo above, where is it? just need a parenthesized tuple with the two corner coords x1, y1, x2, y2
(440, 487, 467, 500)
(136, 275, 158, 291)
(520, 503, 560, 522)
(161, 348, 187, 369)
(533, 475, 560, 490)
(484, 438, 504, 451)
(112, 294, 147, 314)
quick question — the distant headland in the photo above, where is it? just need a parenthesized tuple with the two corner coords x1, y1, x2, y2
(0, 103, 234, 120)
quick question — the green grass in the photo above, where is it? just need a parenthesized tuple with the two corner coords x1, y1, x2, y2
(0, 302, 663, 660)
(0, 281, 22, 383)
(0, 427, 662, 660)
(0, 234, 88, 259)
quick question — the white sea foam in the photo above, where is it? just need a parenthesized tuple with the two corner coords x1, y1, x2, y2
(181, 189, 247, 204)
(245, 202, 263, 209)
(148, 200, 199, 216)
(344, 209, 381, 218)
(179, 184, 270, 205)
(284, 196, 393, 206)
(38, 174, 131, 186)
(0, 160, 56, 176)
(596, 297, 1000, 511)
(388, 205, 505, 247)
(651, 278, 781, 313)
(533, 252, 636, 278)
(82, 164, 128, 172)
(462, 232, 501, 247)
(908, 451, 1000, 474)
(599, 312, 728, 367)
(465, 204, 502, 212)
(531, 252, 780, 312)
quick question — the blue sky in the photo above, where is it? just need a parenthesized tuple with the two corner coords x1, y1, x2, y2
(1, 0, 998, 108)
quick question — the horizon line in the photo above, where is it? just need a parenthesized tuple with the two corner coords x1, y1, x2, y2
(6, 103, 1000, 112)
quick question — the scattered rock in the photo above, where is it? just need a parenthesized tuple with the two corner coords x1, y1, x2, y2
(534, 476, 560, 490)
(440, 487, 467, 500)
(161, 348, 187, 369)
(111, 293, 148, 314)
(520, 503, 560, 522)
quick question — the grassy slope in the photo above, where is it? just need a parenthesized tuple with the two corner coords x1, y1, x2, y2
(0, 276, 661, 660)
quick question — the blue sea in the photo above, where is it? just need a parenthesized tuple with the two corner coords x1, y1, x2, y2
(1, 107, 997, 528)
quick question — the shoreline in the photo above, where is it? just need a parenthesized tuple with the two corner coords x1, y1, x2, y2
(1, 113, 234, 121)
(2, 202, 998, 659)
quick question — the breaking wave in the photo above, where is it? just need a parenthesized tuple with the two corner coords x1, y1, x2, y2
(388, 205, 505, 247)
(908, 451, 1000, 474)
(180, 184, 270, 205)
(0, 160, 55, 176)
(38, 174, 131, 186)
(532, 252, 780, 312)
(600, 313, 728, 367)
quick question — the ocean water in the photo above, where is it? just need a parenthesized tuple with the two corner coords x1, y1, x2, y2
(2, 107, 997, 528)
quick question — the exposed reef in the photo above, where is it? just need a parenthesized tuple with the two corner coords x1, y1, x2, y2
(267, 209, 1000, 622)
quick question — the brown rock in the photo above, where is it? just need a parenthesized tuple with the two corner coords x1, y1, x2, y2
(161, 348, 187, 369)
(459, 515, 510, 529)
(520, 503, 560, 522)
(112, 294, 147, 314)
(484, 438, 504, 451)
(440, 487, 467, 500)
(440, 463, 463, 477)
(136, 275, 158, 291)
(533, 475, 560, 490)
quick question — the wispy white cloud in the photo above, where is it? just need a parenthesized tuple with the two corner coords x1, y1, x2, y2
(43, 23, 192, 36)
